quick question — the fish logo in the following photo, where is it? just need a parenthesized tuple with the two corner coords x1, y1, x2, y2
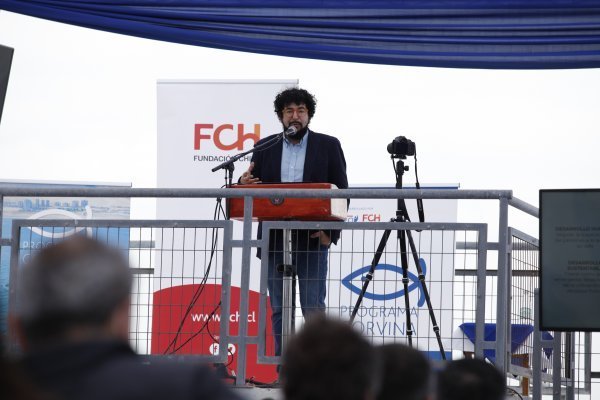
(341, 259, 427, 306)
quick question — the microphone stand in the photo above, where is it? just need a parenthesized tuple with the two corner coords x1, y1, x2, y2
(212, 129, 294, 355)
(171, 133, 282, 368)
(211, 133, 283, 219)
(169, 136, 284, 360)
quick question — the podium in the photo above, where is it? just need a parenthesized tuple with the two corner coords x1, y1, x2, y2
(228, 182, 347, 221)
(228, 183, 347, 353)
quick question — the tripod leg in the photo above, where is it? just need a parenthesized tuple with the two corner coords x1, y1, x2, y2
(398, 229, 414, 347)
(350, 229, 392, 323)
(405, 229, 447, 359)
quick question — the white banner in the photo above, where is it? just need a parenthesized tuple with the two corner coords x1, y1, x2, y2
(157, 79, 297, 195)
(156, 79, 297, 380)
(156, 79, 297, 283)
(332, 184, 458, 359)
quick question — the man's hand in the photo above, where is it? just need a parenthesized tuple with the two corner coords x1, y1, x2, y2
(310, 230, 331, 246)
(240, 162, 261, 185)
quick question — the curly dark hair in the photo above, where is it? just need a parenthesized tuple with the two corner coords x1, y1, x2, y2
(274, 87, 317, 120)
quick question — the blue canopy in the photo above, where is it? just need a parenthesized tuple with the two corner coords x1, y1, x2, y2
(1, 0, 600, 69)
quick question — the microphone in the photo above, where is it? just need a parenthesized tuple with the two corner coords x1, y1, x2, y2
(284, 125, 297, 137)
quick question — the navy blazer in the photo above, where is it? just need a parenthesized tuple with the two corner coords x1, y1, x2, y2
(251, 130, 348, 189)
(250, 130, 348, 246)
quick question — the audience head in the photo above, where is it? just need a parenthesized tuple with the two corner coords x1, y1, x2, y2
(13, 235, 132, 350)
(376, 343, 431, 400)
(437, 358, 506, 400)
(281, 315, 379, 400)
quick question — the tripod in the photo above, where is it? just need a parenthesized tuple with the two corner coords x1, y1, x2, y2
(349, 156, 446, 359)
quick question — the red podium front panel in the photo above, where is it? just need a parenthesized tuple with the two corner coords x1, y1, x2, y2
(228, 183, 347, 221)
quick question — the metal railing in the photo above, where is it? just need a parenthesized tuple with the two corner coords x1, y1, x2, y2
(0, 187, 591, 397)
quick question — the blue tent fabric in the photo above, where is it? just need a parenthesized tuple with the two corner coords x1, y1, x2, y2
(2, 1, 600, 69)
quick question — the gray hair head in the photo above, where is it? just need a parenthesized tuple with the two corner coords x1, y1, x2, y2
(15, 235, 132, 346)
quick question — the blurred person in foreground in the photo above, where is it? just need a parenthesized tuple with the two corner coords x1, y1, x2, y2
(376, 343, 432, 400)
(10, 235, 241, 400)
(280, 315, 380, 400)
(0, 333, 49, 400)
(437, 358, 506, 400)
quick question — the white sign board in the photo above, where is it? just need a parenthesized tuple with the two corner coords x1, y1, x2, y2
(332, 184, 458, 359)
(156, 80, 296, 379)
(540, 189, 600, 331)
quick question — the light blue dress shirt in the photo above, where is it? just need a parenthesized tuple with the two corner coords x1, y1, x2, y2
(281, 130, 309, 182)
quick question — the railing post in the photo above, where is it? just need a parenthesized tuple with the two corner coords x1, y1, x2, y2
(553, 332, 562, 400)
(8, 215, 21, 353)
(495, 196, 510, 373)
(0, 194, 3, 241)
(0, 194, 3, 333)
(585, 332, 592, 394)
(533, 289, 542, 400)
(474, 225, 487, 359)
(566, 333, 575, 400)
(280, 228, 294, 355)
(235, 195, 254, 386)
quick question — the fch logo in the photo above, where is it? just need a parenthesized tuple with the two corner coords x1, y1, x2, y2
(194, 123, 260, 151)
(362, 214, 381, 222)
(345, 214, 381, 222)
(341, 259, 427, 306)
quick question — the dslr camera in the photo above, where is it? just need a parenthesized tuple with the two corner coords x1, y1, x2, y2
(387, 136, 416, 157)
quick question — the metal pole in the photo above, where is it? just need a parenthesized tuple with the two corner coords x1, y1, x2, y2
(0, 194, 3, 242)
(552, 333, 562, 400)
(495, 197, 510, 372)
(533, 289, 541, 400)
(566, 333, 575, 400)
(235, 195, 253, 386)
(0, 194, 3, 333)
(8, 217, 21, 353)
(474, 226, 488, 359)
(0, 187, 514, 200)
(585, 332, 591, 394)
(280, 228, 294, 354)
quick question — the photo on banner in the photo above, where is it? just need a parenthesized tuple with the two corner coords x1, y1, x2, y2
(0, 179, 131, 334)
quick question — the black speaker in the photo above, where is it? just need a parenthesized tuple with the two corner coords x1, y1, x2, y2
(0, 44, 14, 125)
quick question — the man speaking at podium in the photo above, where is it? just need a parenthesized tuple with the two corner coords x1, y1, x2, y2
(239, 87, 348, 356)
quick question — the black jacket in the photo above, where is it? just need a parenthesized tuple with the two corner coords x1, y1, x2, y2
(249, 130, 348, 249)
(251, 130, 348, 191)
(21, 340, 240, 400)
